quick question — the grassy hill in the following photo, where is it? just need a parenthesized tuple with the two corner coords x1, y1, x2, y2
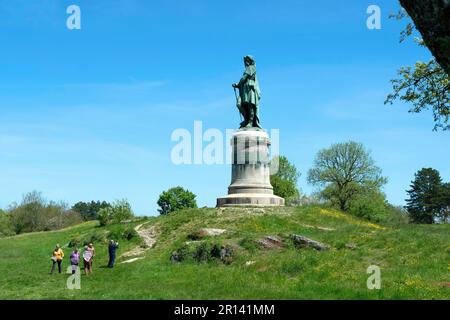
(0, 206, 449, 300)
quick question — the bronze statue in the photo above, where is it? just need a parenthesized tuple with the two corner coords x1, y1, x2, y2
(232, 55, 262, 129)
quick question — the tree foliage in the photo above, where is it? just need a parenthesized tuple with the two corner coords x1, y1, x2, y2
(8, 191, 82, 234)
(270, 175, 299, 202)
(157, 186, 197, 215)
(270, 156, 300, 202)
(0, 209, 14, 237)
(307, 142, 387, 211)
(406, 168, 449, 224)
(398, 0, 450, 76)
(97, 199, 134, 226)
(72, 201, 111, 221)
(386, 8, 450, 130)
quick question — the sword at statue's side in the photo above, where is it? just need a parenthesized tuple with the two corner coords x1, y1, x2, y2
(233, 86, 243, 122)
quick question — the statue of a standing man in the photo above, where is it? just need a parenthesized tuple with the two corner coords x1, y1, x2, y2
(232, 55, 262, 129)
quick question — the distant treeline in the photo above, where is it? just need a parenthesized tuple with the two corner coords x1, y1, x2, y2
(0, 193, 114, 237)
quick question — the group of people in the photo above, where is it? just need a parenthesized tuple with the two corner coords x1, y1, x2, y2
(50, 240, 119, 275)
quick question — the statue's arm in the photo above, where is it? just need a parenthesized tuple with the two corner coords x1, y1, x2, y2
(238, 72, 250, 86)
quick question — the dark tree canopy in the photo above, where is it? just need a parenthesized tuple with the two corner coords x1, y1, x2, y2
(399, 0, 450, 75)
(405, 168, 445, 224)
(72, 201, 111, 221)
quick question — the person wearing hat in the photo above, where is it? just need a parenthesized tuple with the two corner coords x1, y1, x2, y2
(50, 244, 64, 274)
(232, 55, 262, 129)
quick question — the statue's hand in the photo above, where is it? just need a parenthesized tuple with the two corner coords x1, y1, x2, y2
(232, 83, 238, 88)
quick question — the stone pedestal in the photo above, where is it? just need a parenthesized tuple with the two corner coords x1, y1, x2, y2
(217, 128, 284, 207)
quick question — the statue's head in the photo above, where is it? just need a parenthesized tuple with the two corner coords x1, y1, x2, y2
(244, 55, 255, 66)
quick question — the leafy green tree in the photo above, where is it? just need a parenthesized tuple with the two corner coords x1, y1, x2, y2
(98, 208, 111, 227)
(271, 156, 300, 185)
(8, 191, 81, 233)
(0, 209, 14, 237)
(270, 175, 299, 202)
(439, 182, 450, 223)
(97, 199, 134, 226)
(111, 199, 134, 223)
(386, 9, 449, 131)
(406, 168, 443, 224)
(157, 186, 197, 215)
(270, 156, 300, 202)
(72, 201, 111, 221)
(307, 142, 387, 211)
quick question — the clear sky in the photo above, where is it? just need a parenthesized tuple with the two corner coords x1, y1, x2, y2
(1, 0, 448, 215)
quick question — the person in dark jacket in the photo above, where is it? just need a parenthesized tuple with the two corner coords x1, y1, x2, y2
(107, 240, 119, 268)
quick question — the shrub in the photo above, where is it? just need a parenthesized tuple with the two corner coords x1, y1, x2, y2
(348, 190, 389, 222)
(111, 199, 134, 223)
(122, 227, 138, 240)
(98, 207, 112, 227)
(0, 210, 14, 237)
(97, 200, 134, 226)
(157, 186, 197, 215)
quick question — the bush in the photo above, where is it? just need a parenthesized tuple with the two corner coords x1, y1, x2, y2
(97, 200, 134, 226)
(347, 191, 390, 223)
(8, 191, 81, 234)
(157, 186, 197, 215)
(122, 227, 138, 240)
(0, 210, 14, 237)
(98, 208, 112, 227)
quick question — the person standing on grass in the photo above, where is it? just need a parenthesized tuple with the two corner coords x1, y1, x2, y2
(50, 244, 64, 274)
(70, 248, 80, 275)
(83, 245, 93, 276)
(107, 240, 119, 268)
(87, 243, 95, 271)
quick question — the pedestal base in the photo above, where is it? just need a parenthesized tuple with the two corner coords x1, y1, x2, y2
(217, 193, 285, 207)
(216, 128, 285, 208)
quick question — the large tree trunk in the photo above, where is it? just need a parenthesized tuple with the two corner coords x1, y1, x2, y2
(399, 0, 450, 75)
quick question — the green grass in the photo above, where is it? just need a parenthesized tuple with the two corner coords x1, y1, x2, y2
(0, 206, 448, 299)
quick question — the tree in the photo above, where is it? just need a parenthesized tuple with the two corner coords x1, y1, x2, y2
(157, 186, 197, 215)
(347, 189, 390, 223)
(8, 191, 82, 233)
(72, 201, 111, 221)
(405, 168, 443, 224)
(270, 175, 299, 202)
(0, 209, 14, 237)
(9, 191, 46, 233)
(307, 142, 387, 211)
(438, 182, 450, 223)
(398, 0, 450, 76)
(386, 8, 449, 131)
(270, 156, 300, 202)
(97, 199, 134, 226)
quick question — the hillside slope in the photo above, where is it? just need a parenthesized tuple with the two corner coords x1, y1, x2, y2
(0, 206, 448, 299)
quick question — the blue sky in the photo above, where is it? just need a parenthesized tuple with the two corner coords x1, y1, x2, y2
(1, 0, 448, 215)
